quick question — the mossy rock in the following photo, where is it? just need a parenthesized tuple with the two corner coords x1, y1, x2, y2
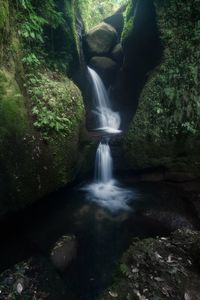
(84, 22, 118, 57)
(0, 69, 85, 218)
(0, 0, 86, 218)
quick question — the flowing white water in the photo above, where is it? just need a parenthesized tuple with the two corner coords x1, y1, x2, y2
(88, 66, 121, 133)
(95, 142, 113, 183)
(83, 67, 133, 213)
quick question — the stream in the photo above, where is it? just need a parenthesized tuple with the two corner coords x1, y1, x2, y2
(0, 179, 197, 300)
(0, 68, 198, 300)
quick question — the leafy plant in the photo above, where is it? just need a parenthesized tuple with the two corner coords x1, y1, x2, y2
(22, 53, 40, 67)
(120, 263, 130, 276)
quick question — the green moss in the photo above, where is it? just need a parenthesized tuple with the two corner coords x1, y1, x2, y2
(0, 70, 29, 214)
(61, 0, 80, 72)
(0, 0, 9, 61)
(0, 0, 9, 30)
(0, 70, 27, 141)
(121, 0, 134, 43)
(124, 0, 200, 173)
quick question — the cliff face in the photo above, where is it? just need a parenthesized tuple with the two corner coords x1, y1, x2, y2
(0, 0, 85, 217)
(123, 0, 200, 174)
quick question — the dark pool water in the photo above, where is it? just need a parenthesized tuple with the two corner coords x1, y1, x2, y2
(0, 180, 198, 300)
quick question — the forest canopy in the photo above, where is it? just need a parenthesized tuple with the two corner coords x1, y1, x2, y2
(78, 0, 127, 30)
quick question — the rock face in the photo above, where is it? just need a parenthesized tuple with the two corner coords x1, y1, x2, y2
(84, 22, 118, 57)
(110, 0, 162, 128)
(121, 0, 200, 175)
(0, 1, 85, 218)
(89, 56, 118, 85)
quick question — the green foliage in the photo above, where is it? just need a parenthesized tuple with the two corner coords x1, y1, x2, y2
(25, 71, 84, 138)
(121, 0, 134, 42)
(16, 0, 80, 75)
(120, 263, 130, 276)
(78, 0, 127, 31)
(22, 52, 41, 67)
(19, 14, 46, 43)
(11, 0, 84, 138)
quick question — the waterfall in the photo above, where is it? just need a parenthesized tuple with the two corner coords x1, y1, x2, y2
(88, 66, 121, 133)
(82, 67, 133, 213)
(95, 142, 113, 183)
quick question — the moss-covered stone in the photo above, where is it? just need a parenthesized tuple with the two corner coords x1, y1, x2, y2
(123, 0, 200, 174)
(0, 68, 85, 217)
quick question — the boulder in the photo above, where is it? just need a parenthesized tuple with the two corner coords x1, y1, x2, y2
(104, 13, 124, 35)
(0, 256, 71, 299)
(50, 235, 77, 271)
(89, 56, 118, 86)
(111, 43, 123, 64)
(101, 230, 200, 300)
(84, 22, 118, 57)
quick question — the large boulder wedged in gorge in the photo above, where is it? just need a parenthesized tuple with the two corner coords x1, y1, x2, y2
(89, 56, 118, 86)
(84, 22, 118, 58)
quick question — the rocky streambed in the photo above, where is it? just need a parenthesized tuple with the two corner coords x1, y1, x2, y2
(0, 178, 200, 300)
(101, 229, 200, 300)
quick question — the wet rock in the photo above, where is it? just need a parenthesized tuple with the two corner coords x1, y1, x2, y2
(84, 22, 118, 57)
(50, 235, 77, 271)
(89, 56, 118, 85)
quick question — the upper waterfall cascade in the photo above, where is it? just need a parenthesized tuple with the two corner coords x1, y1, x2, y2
(88, 66, 121, 134)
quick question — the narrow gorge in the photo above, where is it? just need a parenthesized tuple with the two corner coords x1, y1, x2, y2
(0, 0, 200, 300)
